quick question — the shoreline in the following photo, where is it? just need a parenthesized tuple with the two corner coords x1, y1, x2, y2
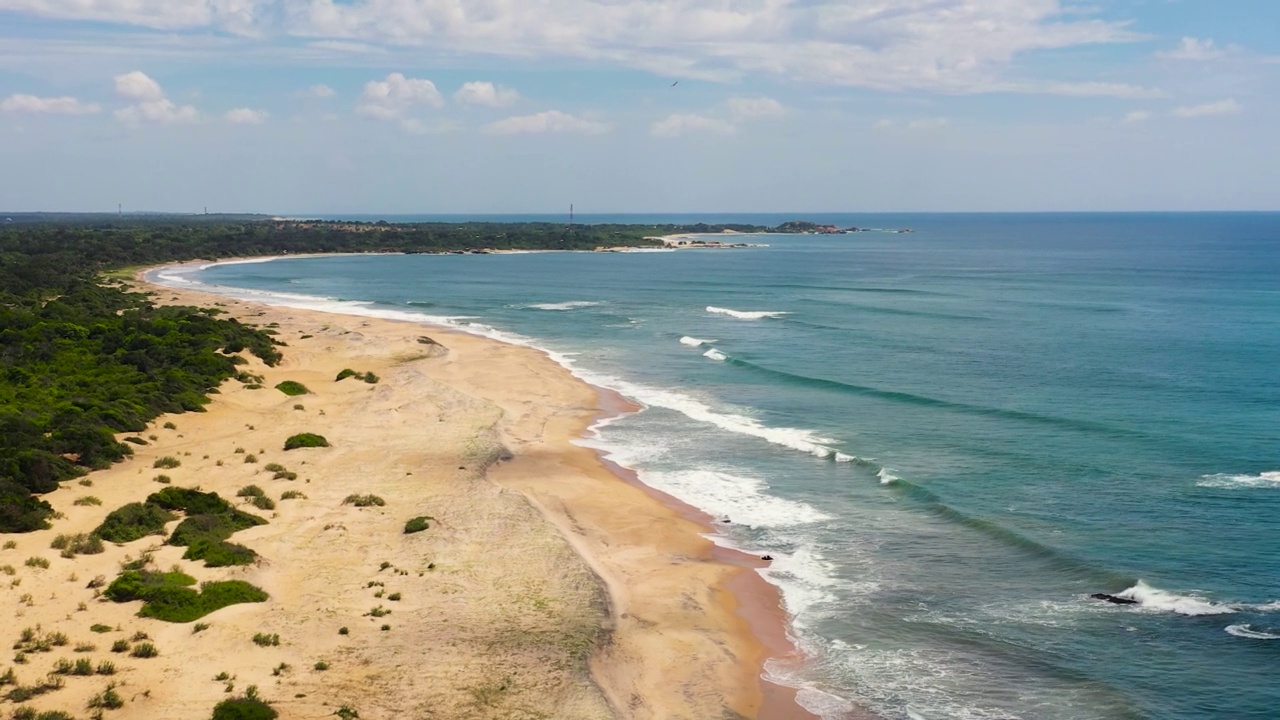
(136, 261, 823, 719)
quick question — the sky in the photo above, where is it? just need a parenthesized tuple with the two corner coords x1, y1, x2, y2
(1, 0, 1277, 214)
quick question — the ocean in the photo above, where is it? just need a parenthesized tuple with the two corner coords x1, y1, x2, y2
(152, 213, 1280, 720)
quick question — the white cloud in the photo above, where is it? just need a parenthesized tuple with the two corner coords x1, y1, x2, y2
(225, 107, 268, 124)
(1122, 110, 1150, 125)
(453, 81, 519, 108)
(650, 113, 735, 138)
(0, 1, 1147, 95)
(301, 84, 336, 98)
(114, 70, 163, 101)
(112, 71, 199, 124)
(727, 97, 783, 119)
(1158, 37, 1229, 61)
(485, 110, 609, 136)
(115, 98, 199, 125)
(357, 72, 442, 120)
(1, 94, 100, 115)
(1173, 99, 1241, 118)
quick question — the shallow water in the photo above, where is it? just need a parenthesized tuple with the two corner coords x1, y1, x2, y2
(165, 213, 1280, 720)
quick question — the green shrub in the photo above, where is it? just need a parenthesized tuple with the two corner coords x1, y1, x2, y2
(169, 510, 266, 547)
(280, 491, 306, 500)
(263, 463, 286, 473)
(97, 660, 116, 675)
(251, 633, 280, 647)
(184, 539, 257, 567)
(314, 660, 329, 671)
(274, 381, 310, 396)
(362, 372, 379, 384)
(153, 456, 181, 469)
(243, 454, 258, 464)
(403, 516, 433, 534)
(89, 624, 112, 634)
(149, 487, 238, 516)
(73, 496, 102, 507)
(154, 474, 172, 484)
(387, 593, 401, 602)
(211, 694, 278, 720)
(73, 658, 94, 675)
(335, 369, 358, 381)
(94, 502, 176, 543)
(236, 485, 265, 498)
(124, 437, 148, 445)
(163, 422, 177, 430)
(272, 471, 297, 481)
(105, 570, 268, 623)
(24, 556, 49, 569)
(130, 642, 158, 658)
(337, 627, 348, 635)
(283, 433, 329, 451)
(343, 494, 385, 508)
(251, 495, 275, 511)
(193, 623, 211, 633)
(51, 533, 104, 558)
(88, 682, 124, 709)
(110, 640, 129, 653)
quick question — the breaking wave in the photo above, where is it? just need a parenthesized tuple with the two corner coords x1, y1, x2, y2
(1196, 471, 1280, 489)
(1115, 581, 1235, 616)
(706, 306, 789, 320)
(1225, 624, 1280, 640)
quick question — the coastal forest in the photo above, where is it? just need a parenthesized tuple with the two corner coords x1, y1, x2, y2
(0, 217, 770, 532)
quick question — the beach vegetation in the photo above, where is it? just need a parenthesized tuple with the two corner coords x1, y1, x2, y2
(110, 640, 129, 654)
(314, 660, 329, 671)
(163, 422, 177, 430)
(73, 495, 102, 506)
(251, 633, 280, 647)
(51, 533, 104, 558)
(23, 557, 49, 569)
(211, 687, 277, 720)
(280, 491, 305, 500)
(154, 474, 172, 484)
(88, 682, 125, 709)
(338, 627, 348, 635)
(403, 516, 432, 534)
(130, 642, 159, 658)
(3, 540, 15, 549)
(194, 622, 211, 633)
(274, 381, 309, 396)
(334, 706, 359, 719)
(105, 570, 268, 622)
(93, 502, 176, 543)
(97, 661, 116, 675)
(343, 494, 385, 508)
(236, 485, 265, 498)
(283, 433, 329, 451)
(124, 436, 147, 445)
(243, 454, 257, 464)
(273, 471, 297, 480)
(153, 456, 181, 469)
(263, 463, 285, 473)
(89, 624, 112, 634)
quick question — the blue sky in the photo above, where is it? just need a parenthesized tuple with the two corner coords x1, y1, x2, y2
(1, 1, 1277, 213)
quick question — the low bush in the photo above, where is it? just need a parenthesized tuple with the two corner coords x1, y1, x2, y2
(283, 433, 329, 451)
(24, 556, 49, 569)
(274, 381, 310, 396)
(88, 682, 124, 709)
(51, 533, 104, 558)
(89, 624, 112, 634)
(73, 496, 103, 507)
(272, 471, 297, 481)
(280, 491, 306, 500)
(344, 495, 385, 508)
(153, 456, 181, 469)
(335, 369, 358, 381)
(236, 485, 265, 499)
(403, 516, 433, 534)
(130, 642, 159, 658)
(110, 640, 129, 653)
(251, 496, 275, 511)
(154, 474, 172, 484)
(263, 463, 286, 473)
(105, 570, 268, 623)
(211, 693, 278, 720)
(94, 502, 176, 543)
(251, 633, 280, 647)
(184, 539, 257, 568)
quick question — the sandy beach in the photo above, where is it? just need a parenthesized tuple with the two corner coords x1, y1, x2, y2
(0, 268, 818, 719)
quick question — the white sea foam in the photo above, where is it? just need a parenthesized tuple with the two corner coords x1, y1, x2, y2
(706, 305, 788, 320)
(1225, 624, 1280, 639)
(833, 452, 857, 463)
(1116, 580, 1236, 616)
(638, 470, 830, 529)
(703, 348, 727, 361)
(525, 300, 602, 311)
(679, 336, 711, 347)
(877, 468, 900, 485)
(1246, 601, 1280, 612)
(1196, 470, 1280, 489)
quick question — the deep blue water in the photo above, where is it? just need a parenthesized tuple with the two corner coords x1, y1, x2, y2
(160, 213, 1280, 720)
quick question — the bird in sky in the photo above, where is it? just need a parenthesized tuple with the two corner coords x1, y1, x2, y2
(670, 81, 679, 87)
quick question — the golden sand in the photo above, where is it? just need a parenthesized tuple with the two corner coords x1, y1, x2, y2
(0, 274, 815, 720)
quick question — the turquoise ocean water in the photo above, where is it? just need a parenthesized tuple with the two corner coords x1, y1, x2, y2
(154, 213, 1280, 720)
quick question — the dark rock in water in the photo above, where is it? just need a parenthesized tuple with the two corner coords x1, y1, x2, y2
(1091, 593, 1139, 605)
(761, 555, 774, 561)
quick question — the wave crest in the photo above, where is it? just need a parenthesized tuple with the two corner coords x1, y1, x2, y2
(703, 348, 727, 361)
(706, 306, 788, 320)
(1226, 624, 1280, 639)
(679, 336, 711, 347)
(1196, 471, 1280, 489)
(526, 301, 601, 311)
(1117, 581, 1235, 616)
